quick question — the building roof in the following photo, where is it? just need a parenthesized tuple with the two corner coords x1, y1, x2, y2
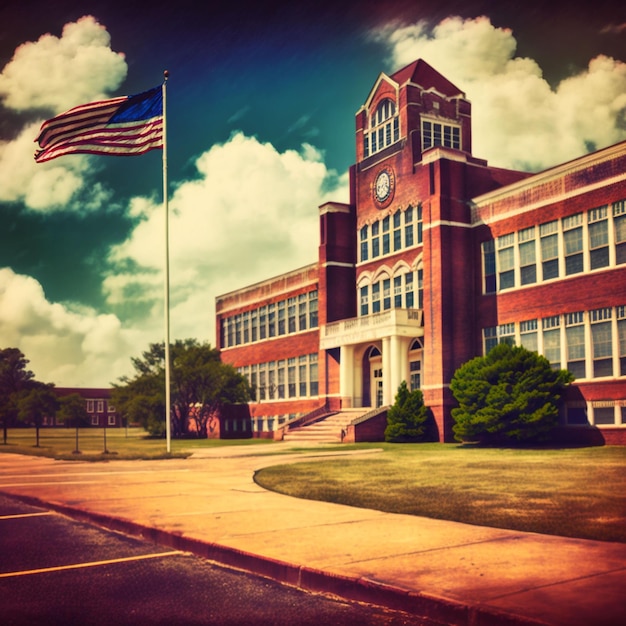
(391, 59, 464, 98)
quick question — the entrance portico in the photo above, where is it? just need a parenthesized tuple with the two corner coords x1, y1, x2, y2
(321, 309, 424, 408)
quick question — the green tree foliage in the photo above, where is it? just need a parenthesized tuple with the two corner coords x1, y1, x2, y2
(450, 343, 574, 445)
(112, 339, 250, 439)
(58, 394, 90, 427)
(58, 393, 91, 454)
(17, 383, 58, 447)
(384, 380, 430, 442)
(0, 348, 38, 444)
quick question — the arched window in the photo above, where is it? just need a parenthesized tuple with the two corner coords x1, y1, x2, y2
(364, 99, 400, 158)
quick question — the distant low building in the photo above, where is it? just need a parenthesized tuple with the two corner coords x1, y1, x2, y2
(52, 387, 120, 428)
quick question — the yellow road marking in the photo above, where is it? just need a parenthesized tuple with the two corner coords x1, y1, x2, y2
(0, 551, 182, 579)
(0, 512, 53, 520)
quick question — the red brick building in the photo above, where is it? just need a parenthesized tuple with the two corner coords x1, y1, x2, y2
(216, 59, 626, 444)
(53, 387, 120, 428)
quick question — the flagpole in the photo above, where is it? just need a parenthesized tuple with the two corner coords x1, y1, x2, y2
(162, 70, 171, 454)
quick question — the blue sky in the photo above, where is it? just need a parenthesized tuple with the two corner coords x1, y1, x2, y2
(1, 0, 625, 387)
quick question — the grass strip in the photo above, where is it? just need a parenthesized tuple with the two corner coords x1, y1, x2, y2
(254, 443, 626, 543)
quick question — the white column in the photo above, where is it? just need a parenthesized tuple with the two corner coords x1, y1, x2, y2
(389, 335, 402, 404)
(382, 337, 391, 405)
(340, 344, 355, 408)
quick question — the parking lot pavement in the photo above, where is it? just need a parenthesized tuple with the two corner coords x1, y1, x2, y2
(0, 494, 435, 626)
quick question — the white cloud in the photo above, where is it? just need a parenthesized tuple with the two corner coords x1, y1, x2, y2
(0, 268, 143, 386)
(0, 16, 127, 213)
(105, 132, 349, 345)
(373, 16, 626, 171)
(0, 15, 127, 113)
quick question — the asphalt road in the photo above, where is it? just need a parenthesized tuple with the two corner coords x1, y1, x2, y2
(0, 494, 436, 626)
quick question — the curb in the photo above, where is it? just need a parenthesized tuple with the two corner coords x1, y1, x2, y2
(5, 492, 550, 626)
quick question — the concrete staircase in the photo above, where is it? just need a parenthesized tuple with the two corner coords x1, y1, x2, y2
(282, 409, 369, 443)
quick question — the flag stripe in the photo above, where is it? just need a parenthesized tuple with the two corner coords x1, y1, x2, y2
(35, 87, 163, 162)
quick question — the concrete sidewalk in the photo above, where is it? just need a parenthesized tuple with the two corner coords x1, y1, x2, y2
(0, 445, 624, 626)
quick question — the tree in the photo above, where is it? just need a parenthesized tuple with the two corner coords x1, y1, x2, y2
(112, 339, 250, 439)
(17, 383, 58, 447)
(0, 348, 36, 444)
(450, 343, 574, 445)
(384, 381, 430, 443)
(58, 394, 90, 453)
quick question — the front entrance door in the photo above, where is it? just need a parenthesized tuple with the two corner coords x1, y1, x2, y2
(370, 358, 383, 408)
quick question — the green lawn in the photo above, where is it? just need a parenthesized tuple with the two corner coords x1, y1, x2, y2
(254, 443, 626, 544)
(0, 427, 273, 460)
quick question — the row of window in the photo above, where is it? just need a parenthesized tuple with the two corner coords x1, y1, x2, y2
(238, 354, 319, 403)
(363, 99, 400, 158)
(482, 200, 626, 293)
(86, 400, 115, 413)
(566, 404, 626, 427)
(221, 291, 318, 349)
(360, 205, 423, 263)
(359, 269, 423, 316)
(484, 305, 626, 380)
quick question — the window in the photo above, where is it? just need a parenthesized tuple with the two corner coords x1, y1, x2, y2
(288, 298, 296, 333)
(417, 204, 423, 244)
(409, 361, 421, 390)
(309, 355, 318, 396)
(519, 227, 537, 285)
(87, 400, 94, 412)
(277, 360, 285, 399)
(251, 310, 258, 342)
(360, 225, 368, 262)
(309, 291, 318, 328)
(259, 306, 267, 340)
(243, 311, 250, 343)
(497, 234, 515, 290)
(393, 212, 402, 251)
(405, 273, 414, 309)
(594, 406, 616, 425)
(108, 414, 116, 426)
(371, 222, 380, 258)
(288, 358, 296, 398)
(484, 327, 497, 353)
(619, 306, 626, 376)
(416, 269, 423, 309)
(499, 323, 515, 346)
(299, 356, 308, 397)
(364, 99, 399, 157)
(298, 294, 307, 331)
(591, 308, 613, 377)
(565, 311, 586, 378)
(563, 213, 584, 275)
(405, 207, 414, 247)
(277, 302, 286, 335)
(482, 240, 496, 293)
(588, 206, 609, 270)
(520, 319, 538, 352)
(268, 303, 276, 338)
(383, 278, 391, 310)
(372, 283, 381, 313)
(422, 119, 460, 150)
(360, 285, 369, 316)
(614, 201, 626, 264)
(97, 400, 104, 413)
(542, 316, 561, 369)
(540, 221, 559, 280)
(382, 216, 390, 255)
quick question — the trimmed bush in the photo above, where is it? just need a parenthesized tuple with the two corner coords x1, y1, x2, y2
(384, 381, 430, 442)
(450, 343, 574, 445)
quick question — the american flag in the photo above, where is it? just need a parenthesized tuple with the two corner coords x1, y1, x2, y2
(35, 86, 163, 163)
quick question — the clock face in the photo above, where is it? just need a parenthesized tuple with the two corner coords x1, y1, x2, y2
(373, 168, 394, 206)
